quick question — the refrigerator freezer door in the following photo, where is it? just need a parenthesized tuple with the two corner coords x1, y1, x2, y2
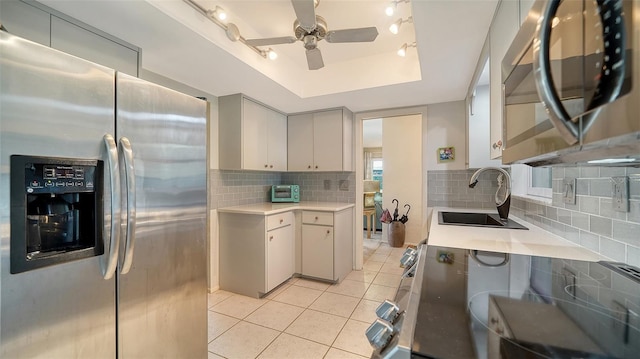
(115, 73, 208, 358)
(0, 32, 117, 357)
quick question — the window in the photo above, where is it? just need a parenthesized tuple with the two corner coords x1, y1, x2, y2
(527, 166, 552, 198)
(372, 160, 383, 189)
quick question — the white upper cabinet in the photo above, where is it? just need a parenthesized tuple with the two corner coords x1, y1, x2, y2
(489, 0, 519, 159)
(219, 94, 287, 171)
(288, 108, 353, 172)
(519, 0, 536, 25)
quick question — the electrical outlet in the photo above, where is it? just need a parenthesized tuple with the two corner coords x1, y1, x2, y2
(563, 178, 576, 204)
(612, 176, 629, 212)
(339, 180, 349, 191)
(561, 268, 576, 299)
(611, 300, 630, 344)
(323, 180, 331, 190)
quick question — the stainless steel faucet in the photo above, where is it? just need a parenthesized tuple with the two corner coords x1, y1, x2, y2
(469, 167, 511, 220)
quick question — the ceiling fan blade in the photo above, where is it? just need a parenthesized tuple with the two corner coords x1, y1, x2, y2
(306, 48, 324, 70)
(244, 36, 297, 47)
(325, 27, 379, 43)
(291, 0, 316, 32)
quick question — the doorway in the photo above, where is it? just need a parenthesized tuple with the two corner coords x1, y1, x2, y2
(357, 111, 424, 268)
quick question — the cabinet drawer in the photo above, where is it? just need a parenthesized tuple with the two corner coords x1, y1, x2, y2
(267, 211, 293, 231)
(302, 211, 333, 226)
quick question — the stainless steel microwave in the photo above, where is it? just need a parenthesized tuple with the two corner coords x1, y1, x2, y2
(271, 185, 300, 203)
(502, 0, 640, 166)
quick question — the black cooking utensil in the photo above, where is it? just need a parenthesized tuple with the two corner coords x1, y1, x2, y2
(392, 199, 399, 221)
(400, 204, 411, 224)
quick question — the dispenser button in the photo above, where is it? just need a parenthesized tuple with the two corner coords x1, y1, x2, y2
(30, 180, 40, 187)
(75, 181, 84, 187)
(45, 180, 54, 187)
(66, 181, 74, 186)
(55, 182, 65, 187)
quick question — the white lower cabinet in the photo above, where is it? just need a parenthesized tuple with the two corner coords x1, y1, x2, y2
(301, 208, 353, 282)
(219, 211, 294, 297)
(301, 223, 334, 280)
(266, 223, 294, 292)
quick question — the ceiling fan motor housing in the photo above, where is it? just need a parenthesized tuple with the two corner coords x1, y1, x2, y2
(294, 15, 327, 42)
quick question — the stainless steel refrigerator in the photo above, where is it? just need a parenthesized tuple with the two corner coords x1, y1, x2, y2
(0, 30, 207, 358)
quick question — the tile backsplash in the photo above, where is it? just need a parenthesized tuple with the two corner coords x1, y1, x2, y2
(427, 167, 640, 266)
(427, 169, 501, 209)
(209, 170, 355, 209)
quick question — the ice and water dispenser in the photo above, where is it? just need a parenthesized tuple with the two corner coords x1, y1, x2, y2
(10, 155, 104, 273)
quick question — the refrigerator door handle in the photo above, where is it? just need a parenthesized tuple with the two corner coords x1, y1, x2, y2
(119, 137, 136, 275)
(102, 134, 121, 280)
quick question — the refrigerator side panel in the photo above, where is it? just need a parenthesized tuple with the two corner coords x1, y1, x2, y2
(0, 32, 116, 358)
(116, 73, 207, 358)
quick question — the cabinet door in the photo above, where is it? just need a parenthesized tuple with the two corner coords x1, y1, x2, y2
(51, 16, 139, 76)
(301, 225, 333, 280)
(0, 0, 50, 46)
(313, 110, 343, 171)
(267, 225, 294, 292)
(242, 98, 269, 170)
(489, 0, 519, 159)
(519, 0, 535, 25)
(267, 110, 288, 171)
(287, 113, 314, 171)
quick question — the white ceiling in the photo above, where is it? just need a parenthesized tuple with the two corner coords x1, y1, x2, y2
(38, 0, 498, 114)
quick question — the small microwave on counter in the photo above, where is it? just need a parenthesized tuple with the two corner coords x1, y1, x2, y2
(271, 185, 300, 203)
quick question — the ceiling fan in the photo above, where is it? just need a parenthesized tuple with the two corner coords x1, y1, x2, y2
(245, 0, 379, 70)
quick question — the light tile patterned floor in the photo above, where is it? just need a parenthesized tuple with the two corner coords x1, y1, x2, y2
(207, 239, 405, 359)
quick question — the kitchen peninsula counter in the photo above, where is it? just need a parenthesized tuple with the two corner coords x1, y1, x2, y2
(218, 201, 355, 215)
(428, 207, 605, 262)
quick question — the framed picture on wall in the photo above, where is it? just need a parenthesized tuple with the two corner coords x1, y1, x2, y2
(437, 146, 455, 163)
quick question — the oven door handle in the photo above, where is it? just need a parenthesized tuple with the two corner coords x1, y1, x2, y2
(532, 0, 579, 145)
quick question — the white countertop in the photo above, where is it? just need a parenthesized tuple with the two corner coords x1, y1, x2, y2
(217, 202, 355, 215)
(428, 207, 605, 262)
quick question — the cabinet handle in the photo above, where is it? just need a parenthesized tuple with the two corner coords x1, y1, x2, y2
(315, 165, 318, 169)
(326, 230, 330, 234)
(269, 235, 273, 241)
(496, 328, 504, 335)
(315, 216, 319, 221)
(264, 164, 268, 168)
(490, 318, 498, 325)
(307, 165, 311, 169)
(492, 140, 502, 150)
(279, 219, 284, 224)
(270, 165, 273, 168)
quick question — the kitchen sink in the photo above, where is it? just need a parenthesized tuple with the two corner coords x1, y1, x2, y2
(438, 211, 528, 230)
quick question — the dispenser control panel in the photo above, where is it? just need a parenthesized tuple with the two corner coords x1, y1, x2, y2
(25, 163, 96, 194)
(10, 155, 104, 274)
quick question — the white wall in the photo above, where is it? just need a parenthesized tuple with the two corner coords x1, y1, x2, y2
(425, 100, 467, 170)
(382, 114, 423, 245)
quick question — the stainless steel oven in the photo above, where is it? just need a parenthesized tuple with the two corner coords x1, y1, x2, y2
(366, 244, 640, 358)
(502, 0, 640, 166)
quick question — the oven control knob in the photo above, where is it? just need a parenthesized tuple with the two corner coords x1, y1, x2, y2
(376, 299, 400, 323)
(365, 318, 395, 351)
(400, 252, 416, 268)
(400, 247, 417, 267)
